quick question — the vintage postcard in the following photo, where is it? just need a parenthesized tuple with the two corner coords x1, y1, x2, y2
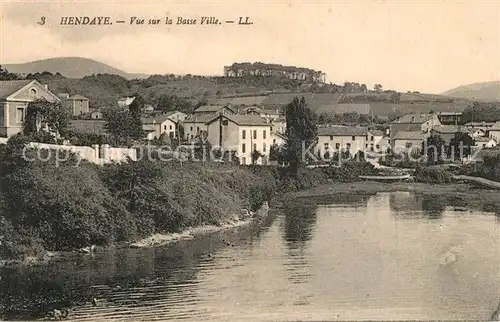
(0, 0, 499, 321)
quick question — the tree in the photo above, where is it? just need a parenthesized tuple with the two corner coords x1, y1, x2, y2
(449, 132, 475, 162)
(24, 98, 70, 143)
(284, 97, 318, 174)
(374, 84, 383, 92)
(0, 65, 20, 81)
(103, 107, 134, 145)
(251, 149, 262, 165)
(422, 134, 446, 165)
(128, 95, 144, 140)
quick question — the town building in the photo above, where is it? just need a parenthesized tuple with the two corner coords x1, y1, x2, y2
(489, 122, 500, 141)
(464, 121, 496, 130)
(430, 125, 469, 146)
(193, 104, 236, 116)
(391, 131, 426, 152)
(0, 79, 61, 137)
(183, 114, 215, 142)
(389, 113, 441, 149)
(205, 114, 273, 165)
(316, 126, 368, 157)
(142, 111, 185, 140)
(437, 112, 463, 125)
(468, 128, 486, 138)
(90, 110, 103, 119)
(117, 96, 135, 109)
(366, 129, 389, 152)
(475, 137, 497, 149)
(142, 104, 155, 113)
(65, 94, 90, 116)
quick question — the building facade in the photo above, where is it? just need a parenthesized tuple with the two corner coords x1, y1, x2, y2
(66, 94, 90, 116)
(316, 127, 368, 158)
(0, 80, 61, 137)
(205, 115, 273, 165)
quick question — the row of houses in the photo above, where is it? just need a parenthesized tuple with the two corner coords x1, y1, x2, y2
(389, 113, 499, 151)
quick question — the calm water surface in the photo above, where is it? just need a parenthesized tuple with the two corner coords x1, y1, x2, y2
(1, 192, 499, 321)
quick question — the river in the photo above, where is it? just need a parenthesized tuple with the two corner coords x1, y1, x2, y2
(1, 192, 499, 321)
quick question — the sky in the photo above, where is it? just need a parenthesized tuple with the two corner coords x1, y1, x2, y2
(0, 0, 499, 94)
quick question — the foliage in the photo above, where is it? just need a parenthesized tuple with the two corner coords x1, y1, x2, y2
(448, 132, 475, 161)
(251, 149, 262, 164)
(128, 95, 145, 140)
(284, 97, 318, 174)
(413, 166, 453, 183)
(24, 99, 70, 141)
(0, 65, 20, 81)
(462, 102, 500, 123)
(422, 134, 446, 165)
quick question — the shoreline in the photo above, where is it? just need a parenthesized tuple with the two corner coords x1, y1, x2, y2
(0, 203, 271, 268)
(129, 203, 270, 249)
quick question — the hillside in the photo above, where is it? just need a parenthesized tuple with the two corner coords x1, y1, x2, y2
(441, 81, 500, 101)
(2, 57, 149, 80)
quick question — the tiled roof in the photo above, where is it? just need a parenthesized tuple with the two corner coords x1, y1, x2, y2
(67, 94, 88, 100)
(368, 129, 384, 136)
(392, 131, 425, 140)
(0, 80, 32, 99)
(391, 113, 435, 124)
(142, 112, 180, 124)
(318, 126, 367, 137)
(223, 115, 270, 126)
(183, 114, 217, 124)
(432, 125, 467, 134)
(194, 105, 235, 113)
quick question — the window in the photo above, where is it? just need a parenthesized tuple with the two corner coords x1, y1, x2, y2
(253, 130, 257, 139)
(376, 144, 380, 149)
(28, 88, 37, 99)
(405, 142, 412, 148)
(335, 143, 340, 150)
(324, 142, 329, 150)
(370, 144, 374, 151)
(222, 120, 229, 126)
(352, 136, 356, 141)
(263, 143, 267, 152)
(330, 136, 333, 140)
(196, 126, 200, 132)
(371, 136, 374, 141)
(190, 126, 193, 131)
(16, 107, 24, 123)
(242, 143, 246, 153)
(242, 130, 246, 139)
(346, 143, 351, 149)
(164, 125, 167, 131)
(169, 125, 173, 130)
(263, 130, 266, 139)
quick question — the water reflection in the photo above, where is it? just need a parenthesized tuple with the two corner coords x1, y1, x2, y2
(1, 193, 499, 321)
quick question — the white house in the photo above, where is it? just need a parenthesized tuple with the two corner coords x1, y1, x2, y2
(391, 131, 426, 153)
(489, 122, 500, 141)
(475, 137, 497, 149)
(389, 113, 441, 148)
(316, 126, 368, 157)
(468, 128, 486, 138)
(205, 114, 273, 165)
(117, 96, 135, 109)
(142, 111, 186, 140)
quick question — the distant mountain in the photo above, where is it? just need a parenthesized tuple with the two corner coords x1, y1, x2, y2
(2, 57, 149, 80)
(441, 81, 500, 101)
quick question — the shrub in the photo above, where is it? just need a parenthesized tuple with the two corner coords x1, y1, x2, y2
(414, 166, 452, 184)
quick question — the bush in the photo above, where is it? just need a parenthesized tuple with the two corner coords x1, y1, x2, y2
(414, 166, 452, 184)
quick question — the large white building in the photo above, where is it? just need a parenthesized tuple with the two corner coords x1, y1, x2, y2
(316, 126, 368, 158)
(206, 114, 273, 165)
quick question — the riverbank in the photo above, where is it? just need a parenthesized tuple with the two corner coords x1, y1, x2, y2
(288, 181, 500, 213)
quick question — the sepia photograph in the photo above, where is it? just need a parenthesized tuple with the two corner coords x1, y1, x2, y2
(0, 0, 499, 321)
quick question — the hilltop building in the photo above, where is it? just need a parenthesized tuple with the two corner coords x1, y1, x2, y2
(223, 62, 326, 83)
